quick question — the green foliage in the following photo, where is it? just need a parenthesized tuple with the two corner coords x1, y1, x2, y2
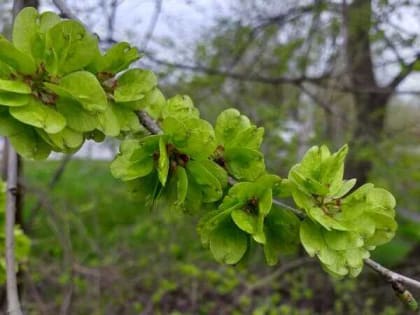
(214, 109, 265, 181)
(0, 7, 155, 159)
(288, 145, 397, 277)
(0, 8, 401, 289)
(198, 175, 300, 265)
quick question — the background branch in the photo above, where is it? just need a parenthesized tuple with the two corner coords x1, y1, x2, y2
(5, 146, 23, 315)
(51, 0, 82, 22)
(141, 0, 162, 50)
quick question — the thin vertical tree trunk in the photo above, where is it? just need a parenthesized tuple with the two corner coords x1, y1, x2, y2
(5, 146, 23, 315)
(343, 0, 391, 185)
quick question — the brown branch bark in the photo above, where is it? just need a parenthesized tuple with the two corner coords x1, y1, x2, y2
(143, 51, 329, 86)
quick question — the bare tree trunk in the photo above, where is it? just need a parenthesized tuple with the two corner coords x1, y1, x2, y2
(343, 0, 391, 185)
(5, 147, 23, 315)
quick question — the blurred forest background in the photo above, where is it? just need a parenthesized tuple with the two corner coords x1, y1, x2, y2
(1, 0, 420, 314)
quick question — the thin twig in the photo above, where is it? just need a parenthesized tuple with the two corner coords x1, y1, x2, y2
(137, 110, 162, 134)
(143, 52, 327, 86)
(272, 199, 305, 219)
(5, 146, 23, 315)
(364, 258, 420, 290)
(107, 0, 118, 40)
(141, 0, 162, 51)
(51, 0, 82, 23)
(365, 258, 419, 309)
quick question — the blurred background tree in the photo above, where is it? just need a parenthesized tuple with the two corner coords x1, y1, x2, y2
(0, 0, 420, 314)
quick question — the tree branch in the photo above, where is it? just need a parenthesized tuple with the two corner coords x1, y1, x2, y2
(135, 109, 420, 308)
(365, 258, 420, 290)
(387, 54, 420, 90)
(143, 51, 328, 86)
(137, 111, 162, 135)
(141, 0, 162, 51)
(365, 258, 420, 309)
(5, 146, 23, 315)
(51, 0, 82, 23)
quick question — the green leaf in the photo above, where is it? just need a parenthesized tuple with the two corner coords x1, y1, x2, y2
(96, 105, 120, 136)
(300, 219, 324, 257)
(224, 147, 265, 181)
(118, 88, 165, 112)
(10, 98, 66, 133)
(218, 179, 278, 246)
(364, 212, 397, 247)
(0, 36, 36, 74)
(110, 137, 159, 181)
(45, 20, 98, 74)
(157, 137, 169, 186)
(38, 12, 62, 33)
(111, 102, 141, 132)
(215, 108, 251, 147)
(12, 7, 39, 55)
(186, 161, 223, 203)
(322, 230, 364, 250)
(199, 160, 228, 189)
(175, 167, 188, 206)
(231, 207, 259, 235)
(162, 117, 216, 159)
(291, 145, 325, 180)
(142, 88, 166, 117)
(111, 150, 154, 181)
(0, 112, 51, 159)
(291, 188, 314, 210)
(55, 98, 100, 132)
(162, 95, 199, 119)
(319, 144, 348, 187)
(0, 60, 14, 78)
(258, 189, 273, 216)
(37, 127, 84, 152)
(56, 71, 108, 112)
(12, 8, 60, 59)
(198, 209, 231, 247)
(229, 125, 264, 150)
(329, 178, 356, 198)
(0, 92, 30, 107)
(366, 188, 396, 212)
(184, 177, 203, 213)
(0, 79, 31, 94)
(209, 216, 248, 264)
(308, 207, 348, 231)
(88, 42, 140, 74)
(114, 69, 157, 103)
(125, 171, 162, 208)
(264, 208, 300, 265)
(289, 167, 329, 196)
